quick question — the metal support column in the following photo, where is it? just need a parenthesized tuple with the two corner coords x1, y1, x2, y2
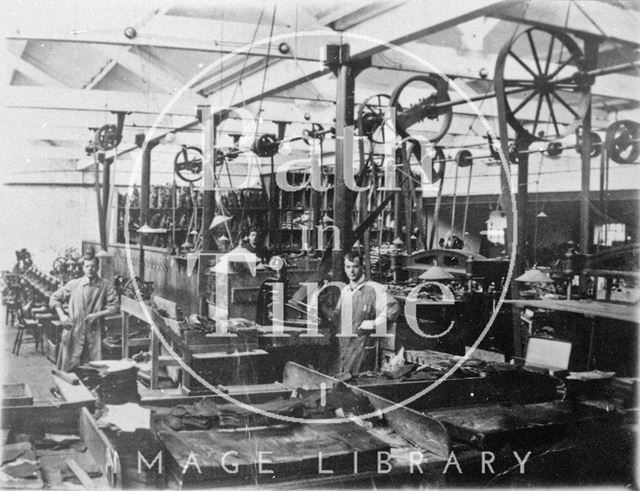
(327, 44, 370, 281)
(201, 107, 217, 252)
(581, 38, 599, 255)
(140, 140, 158, 241)
(101, 157, 112, 251)
(515, 137, 531, 273)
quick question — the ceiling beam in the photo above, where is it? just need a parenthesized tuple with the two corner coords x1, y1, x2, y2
(318, 0, 405, 31)
(81, 4, 174, 92)
(369, 41, 639, 102)
(202, 0, 508, 109)
(6, 52, 67, 88)
(5, 145, 86, 160)
(5, 17, 329, 61)
(486, 0, 640, 47)
(96, 45, 189, 94)
(83, 57, 118, 90)
(343, 0, 509, 60)
(193, 57, 269, 96)
(4, 107, 197, 131)
(3, 125, 94, 141)
(3, 86, 202, 116)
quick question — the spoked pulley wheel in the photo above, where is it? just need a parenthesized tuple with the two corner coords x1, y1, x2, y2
(495, 27, 590, 141)
(356, 93, 391, 144)
(174, 146, 203, 182)
(389, 74, 452, 144)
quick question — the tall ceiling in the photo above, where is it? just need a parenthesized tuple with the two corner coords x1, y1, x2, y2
(1, 0, 639, 185)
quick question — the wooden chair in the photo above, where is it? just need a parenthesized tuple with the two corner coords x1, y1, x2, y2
(11, 301, 43, 356)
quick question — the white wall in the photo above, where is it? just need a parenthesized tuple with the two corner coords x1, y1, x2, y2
(0, 185, 99, 271)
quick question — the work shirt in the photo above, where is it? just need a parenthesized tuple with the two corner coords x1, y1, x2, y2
(50, 275, 119, 371)
(332, 276, 400, 375)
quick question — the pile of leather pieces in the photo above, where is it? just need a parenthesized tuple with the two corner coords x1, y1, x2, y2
(1, 435, 101, 488)
(379, 358, 501, 381)
(0, 442, 41, 488)
(166, 383, 375, 431)
(74, 364, 140, 404)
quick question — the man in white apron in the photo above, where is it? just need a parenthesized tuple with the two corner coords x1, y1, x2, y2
(50, 255, 119, 371)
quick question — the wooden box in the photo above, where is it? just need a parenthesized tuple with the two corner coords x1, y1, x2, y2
(1, 383, 33, 407)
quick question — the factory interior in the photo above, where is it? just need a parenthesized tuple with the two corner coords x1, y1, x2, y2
(0, 0, 639, 488)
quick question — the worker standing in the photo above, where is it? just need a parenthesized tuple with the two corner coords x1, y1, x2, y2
(331, 251, 400, 376)
(50, 255, 119, 371)
(243, 228, 271, 263)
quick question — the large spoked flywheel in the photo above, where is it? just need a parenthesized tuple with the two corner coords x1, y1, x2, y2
(495, 27, 591, 141)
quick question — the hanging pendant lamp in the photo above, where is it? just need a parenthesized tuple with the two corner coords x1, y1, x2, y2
(515, 268, 552, 283)
(209, 214, 232, 229)
(419, 265, 454, 281)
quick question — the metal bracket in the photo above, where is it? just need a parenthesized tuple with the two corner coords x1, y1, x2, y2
(325, 44, 371, 77)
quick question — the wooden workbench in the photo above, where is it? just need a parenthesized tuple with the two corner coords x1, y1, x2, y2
(505, 298, 638, 323)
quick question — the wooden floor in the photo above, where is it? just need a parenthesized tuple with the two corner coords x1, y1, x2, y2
(1, 305, 57, 401)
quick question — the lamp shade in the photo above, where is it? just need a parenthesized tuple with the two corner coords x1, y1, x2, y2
(209, 215, 232, 229)
(419, 265, 454, 281)
(515, 268, 552, 283)
(322, 214, 333, 225)
(137, 223, 168, 234)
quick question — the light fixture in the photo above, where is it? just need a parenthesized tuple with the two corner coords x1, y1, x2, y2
(209, 215, 232, 229)
(537, 211, 548, 218)
(419, 265, 454, 281)
(515, 268, 552, 283)
(269, 255, 286, 271)
(137, 223, 168, 234)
